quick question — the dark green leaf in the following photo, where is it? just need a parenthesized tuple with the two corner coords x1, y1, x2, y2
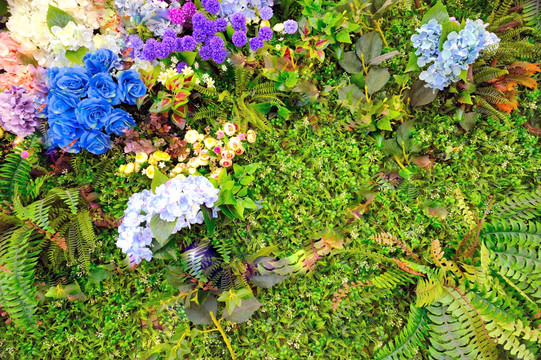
(356, 32, 383, 64)
(366, 68, 390, 95)
(421, 1, 449, 25)
(184, 295, 217, 325)
(202, 205, 216, 235)
(405, 53, 421, 73)
(222, 297, 262, 323)
(251, 274, 286, 288)
(409, 80, 439, 107)
(338, 51, 363, 74)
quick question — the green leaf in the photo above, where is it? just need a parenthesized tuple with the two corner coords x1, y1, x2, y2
(366, 68, 390, 95)
(149, 214, 177, 247)
(201, 205, 216, 235)
(356, 31, 383, 64)
(338, 51, 363, 74)
(458, 68, 468, 82)
(46, 5, 76, 30)
(405, 53, 421, 73)
(277, 106, 291, 119)
(178, 51, 197, 66)
(218, 289, 243, 315)
(223, 297, 262, 323)
(151, 167, 169, 193)
(247, 245, 278, 262)
(376, 118, 393, 131)
(87, 266, 111, 286)
(351, 72, 366, 90)
(250, 274, 286, 289)
(458, 91, 473, 105)
(184, 294, 217, 325)
(240, 175, 255, 185)
(421, 1, 449, 25)
(336, 29, 352, 43)
(438, 20, 460, 51)
(240, 197, 257, 210)
(0, 0, 8, 18)
(409, 80, 439, 107)
(393, 74, 410, 87)
(65, 47, 88, 65)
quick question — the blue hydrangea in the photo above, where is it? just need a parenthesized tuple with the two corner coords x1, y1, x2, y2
(412, 18, 500, 90)
(283, 20, 298, 34)
(259, 6, 273, 20)
(411, 19, 442, 67)
(116, 176, 220, 264)
(219, 0, 274, 21)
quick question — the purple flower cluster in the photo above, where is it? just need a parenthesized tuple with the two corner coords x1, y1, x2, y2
(168, 2, 197, 26)
(0, 86, 41, 138)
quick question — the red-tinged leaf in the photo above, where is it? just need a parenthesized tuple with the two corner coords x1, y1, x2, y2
(507, 62, 541, 75)
(150, 97, 173, 113)
(173, 104, 188, 117)
(392, 258, 425, 277)
(496, 98, 518, 113)
(316, 50, 325, 61)
(302, 24, 310, 36)
(136, 94, 148, 110)
(315, 39, 328, 50)
(175, 90, 190, 104)
(295, 46, 306, 54)
(171, 113, 186, 130)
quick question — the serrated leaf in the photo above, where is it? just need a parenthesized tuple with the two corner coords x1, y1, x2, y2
(351, 72, 365, 89)
(223, 297, 262, 323)
(184, 295, 217, 325)
(366, 68, 390, 95)
(410, 80, 439, 107)
(356, 31, 383, 64)
(339, 51, 363, 74)
(336, 29, 352, 43)
(46, 5, 76, 30)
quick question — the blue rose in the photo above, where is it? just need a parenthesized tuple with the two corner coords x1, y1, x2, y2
(76, 97, 113, 130)
(83, 49, 119, 75)
(88, 73, 121, 105)
(47, 115, 83, 153)
(48, 66, 91, 97)
(117, 70, 147, 105)
(80, 130, 112, 155)
(47, 90, 79, 118)
(105, 108, 136, 135)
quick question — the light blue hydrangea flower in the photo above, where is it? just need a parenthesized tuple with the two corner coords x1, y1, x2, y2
(116, 176, 220, 264)
(219, 0, 274, 21)
(412, 18, 500, 90)
(411, 19, 442, 67)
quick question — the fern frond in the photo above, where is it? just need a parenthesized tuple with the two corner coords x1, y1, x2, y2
(475, 97, 509, 122)
(523, 0, 541, 29)
(474, 67, 509, 84)
(475, 87, 512, 105)
(374, 305, 428, 360)
(0, 149, 33, 204)
(192, 83, 218, 97)
(416, 271, 444, 307)
(369, 268, 415, 289)
(492, 189, 541, 220)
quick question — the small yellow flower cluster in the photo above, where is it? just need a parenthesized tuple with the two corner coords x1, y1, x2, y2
(118, 123, 257, 180)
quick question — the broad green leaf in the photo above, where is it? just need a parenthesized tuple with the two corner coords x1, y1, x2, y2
(201, 205, 216, 235)
(458, 68, 469, 82)
(184, 294, 217, 325)
(178, 51, 197, 66)
(405, 53, 421, 72)
(376, 118, 393, 131)
(336, 29, 352, 43)
(351, 72, 365, 90)
(409, 80, 439, 107)
(421, 1, 449, 25)
(149, 214, 177, 247)
(223, 297, 262, 323)
(46, 5, 76, 30)
(438, 20, 460, 51)
(356, 32, 383, 64)
(250, 274, 286, 288)
(338, 51, 363, 74)
(240, 175, 255, 185)
(0, 0, 7, 18)
(151, 167, 169, 193)
(65, 47, 88, 65)
(247, 245, 278, 262)
(366, 68, 390, 95)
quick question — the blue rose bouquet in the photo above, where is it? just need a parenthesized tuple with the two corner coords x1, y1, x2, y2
(46, 49, 147, 155)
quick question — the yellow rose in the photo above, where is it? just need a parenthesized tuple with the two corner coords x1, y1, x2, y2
(154, 151, 171, 161)
(135, 152, 148, 164)
(188, 167, 197, 175)
(118, 164, 127, 173)
(188, 157, 200, 168)
(247, 130, 257, 144)
(143, 166, 155, 179)
(261, 20, 271, 27)
(185, 129, 200, 144)
(223, 123, 236, 136)
(148, 154, 157, 165)
(123, 162, 135, 174)
(197, 156, 209, 166)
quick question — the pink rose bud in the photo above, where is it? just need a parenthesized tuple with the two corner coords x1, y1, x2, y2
(238, 133, 246, 140)
(20, 150, 29, 159)
(216, 130, 225, 139)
